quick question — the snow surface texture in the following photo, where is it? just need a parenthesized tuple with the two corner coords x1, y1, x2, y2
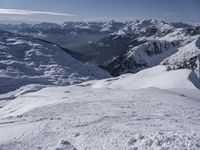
(0, 66, 200, 149)
(93, 65, 200, 89)
(0, 31, 110, 94)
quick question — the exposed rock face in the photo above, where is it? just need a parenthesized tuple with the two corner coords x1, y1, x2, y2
(162, 37, 200, 77)
(106, 41, 177, 76)
(183, 27, 200, 36)
(104, 26, 200, 77)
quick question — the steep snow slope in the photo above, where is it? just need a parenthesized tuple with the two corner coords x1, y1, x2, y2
(0, 31, 110, 94)
(162, 36, 200, 77)
(93, 65, 200, 89)
(0, 70, 200, 149)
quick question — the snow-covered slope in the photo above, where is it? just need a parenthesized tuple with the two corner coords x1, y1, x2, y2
(1, 20, 200, 150)
(161, 34, 200, 77)
(0, 69, 200, 149)
(0, 31, 110, 94)
(93, 65, 200, 89)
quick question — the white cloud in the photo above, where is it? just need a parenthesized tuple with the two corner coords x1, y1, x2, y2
(0, 9, 78, 23)
(0, 9, 77, 17)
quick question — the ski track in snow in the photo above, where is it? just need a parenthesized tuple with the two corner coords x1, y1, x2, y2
(0, 84, 200, 150)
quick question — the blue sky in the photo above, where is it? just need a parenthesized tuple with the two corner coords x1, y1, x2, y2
(0, 0, 199, 23)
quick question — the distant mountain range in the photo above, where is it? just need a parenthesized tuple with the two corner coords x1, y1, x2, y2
(0, 19, 200, 92)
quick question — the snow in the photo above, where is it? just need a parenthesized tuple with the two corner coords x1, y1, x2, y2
(127, 40, 177, 66)
(93, 65, 200, 89)
(0, 31, 110, 94)
(0, 84, 200, 149)
(161, 36, 200, 77)
(55, 139, 77, 150)
(0, 20, 200, 150)
(0, 65, 200, 149)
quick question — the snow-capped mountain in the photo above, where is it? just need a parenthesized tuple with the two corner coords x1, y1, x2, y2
(124, 19, 174, 36)
(32, 22, 62, 30)
(105, 26, 200, 76)
(100, 20, 126, 33)
(171, 22, 193, 28)
(162, 37, 200, 77)
(62, 21, 103, 32)
(0, 20, 200, 84)
(106, 40, 178, 76)
(0, 31, 110, 94)
(0, 20, 199, 77)
(1, 19, 200, 150)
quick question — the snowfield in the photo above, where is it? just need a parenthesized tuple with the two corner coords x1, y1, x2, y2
(0, 66, 200, 150)
(92, 65, 200, 89)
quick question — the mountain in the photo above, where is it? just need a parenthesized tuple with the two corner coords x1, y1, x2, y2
(1, 20, 200, 150)
(105, 26, 200, 76)
(0, 20, 199, 77)
(162, 36, 200, 77)
(171, 22, 193, 28)
(0, 19, 174, 51)
(106, 40, 178, 76)
(0, 31, 110, 94)
(32, 22, 62, 30)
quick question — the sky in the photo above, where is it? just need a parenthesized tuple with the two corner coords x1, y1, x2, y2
(0, 0, 200, 24)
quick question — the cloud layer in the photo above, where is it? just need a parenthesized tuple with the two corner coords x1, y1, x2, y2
(0, 9, 78, 23)
(0, 9, 77, 17)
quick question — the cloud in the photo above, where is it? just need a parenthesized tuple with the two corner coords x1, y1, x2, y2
(0, 9, 77, 17)
(0, 9, 78, 23)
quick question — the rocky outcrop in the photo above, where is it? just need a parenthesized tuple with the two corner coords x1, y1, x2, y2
(162, 37, 200, 77)
(106, 40, 177, 76)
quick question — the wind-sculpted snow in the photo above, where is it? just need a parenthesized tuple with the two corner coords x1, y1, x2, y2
(0, 31, 110, 94)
